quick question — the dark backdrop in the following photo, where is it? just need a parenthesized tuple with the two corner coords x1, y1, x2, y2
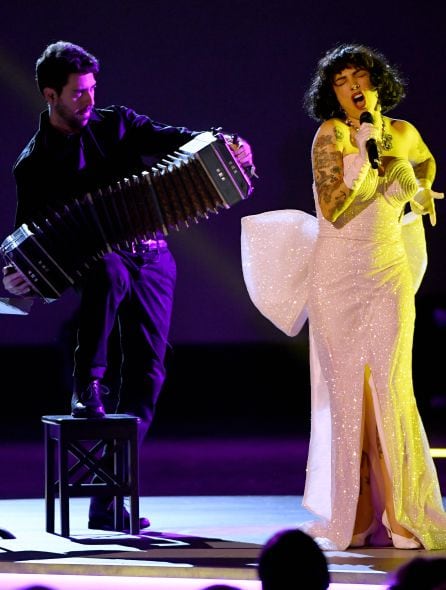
(0, 0, 445, 432)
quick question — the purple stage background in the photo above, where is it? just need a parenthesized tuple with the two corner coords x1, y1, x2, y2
(0, 0, 445, 439)
(0, 0, 445, 348)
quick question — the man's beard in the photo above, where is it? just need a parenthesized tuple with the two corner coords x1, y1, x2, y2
(54, 102, 91, 131)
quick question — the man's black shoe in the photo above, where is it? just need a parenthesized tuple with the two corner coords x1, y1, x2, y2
(88, 507, 150, 531)
(71, 379, 106, 418)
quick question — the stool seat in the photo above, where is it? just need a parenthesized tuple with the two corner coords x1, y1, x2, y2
(42, 414, 140, 537)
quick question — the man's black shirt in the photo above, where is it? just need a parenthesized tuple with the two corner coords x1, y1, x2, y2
(13, 105, 197, 228)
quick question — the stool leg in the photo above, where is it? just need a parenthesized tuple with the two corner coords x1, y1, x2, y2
(114, 439, 124, 531)
(44, 425, 55, 534)
(129, 427, 140, 535)
(58, 433, 70, 537)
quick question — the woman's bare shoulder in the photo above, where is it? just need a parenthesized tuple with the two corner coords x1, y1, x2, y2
(388, 116, 419, 135)
(313, 118, 348, 148)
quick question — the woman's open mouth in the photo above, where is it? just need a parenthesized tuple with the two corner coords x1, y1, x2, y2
(352, 92, 365, 109)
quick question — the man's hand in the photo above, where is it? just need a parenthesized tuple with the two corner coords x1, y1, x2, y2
(2, 265, 33, 295)
(411, 188, 444, 226)
(226, 135, 257, 178)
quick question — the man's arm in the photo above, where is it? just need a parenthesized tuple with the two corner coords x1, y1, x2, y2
(118, 106, 255, 171)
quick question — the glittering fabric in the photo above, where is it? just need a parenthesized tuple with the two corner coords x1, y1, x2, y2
(241, 154, 446, 550)
(241, 209, 318, 336)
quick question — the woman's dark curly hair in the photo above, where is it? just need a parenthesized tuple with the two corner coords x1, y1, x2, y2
(304, 43, 406, 122)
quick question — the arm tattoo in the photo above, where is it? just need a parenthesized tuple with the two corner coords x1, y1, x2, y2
(334, 126, 344, 142)
(313, 132, 345, 214)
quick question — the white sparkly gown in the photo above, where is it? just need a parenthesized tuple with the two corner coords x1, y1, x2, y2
(241, 155, 446, 550)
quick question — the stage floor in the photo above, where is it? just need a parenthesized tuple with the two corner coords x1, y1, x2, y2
(1, 434, 446, 589)
(1, 495, 445, 590)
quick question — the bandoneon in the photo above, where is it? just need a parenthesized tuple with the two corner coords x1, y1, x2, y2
(1, 132, 254, 301)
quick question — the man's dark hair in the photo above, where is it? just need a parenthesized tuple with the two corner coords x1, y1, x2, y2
(35, 40, 99, 95)
(304, 43, 406, 122)
(258, 528, 330, 590)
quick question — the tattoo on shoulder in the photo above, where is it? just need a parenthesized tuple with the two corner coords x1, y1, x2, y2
(314, 133, 335, 149)
(334, 126, 343, 141)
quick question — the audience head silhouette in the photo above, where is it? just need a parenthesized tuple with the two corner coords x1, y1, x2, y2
(388, 557, 446, 590)
(258, 528, 330, 590)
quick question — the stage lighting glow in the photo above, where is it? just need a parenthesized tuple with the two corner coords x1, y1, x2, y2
(430, 448, 446, 458)
(0, 573, 388, 590)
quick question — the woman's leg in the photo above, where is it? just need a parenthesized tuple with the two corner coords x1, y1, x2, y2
(362, 366, 416, 539)
(352, 369, 374, 535)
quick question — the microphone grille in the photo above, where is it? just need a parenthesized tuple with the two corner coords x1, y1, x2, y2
(359, 111, 374, 124)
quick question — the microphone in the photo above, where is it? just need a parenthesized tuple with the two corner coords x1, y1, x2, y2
(359, 111, 380, 169)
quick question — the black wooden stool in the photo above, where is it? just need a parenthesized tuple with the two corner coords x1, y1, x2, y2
(42, 414, 140, 537)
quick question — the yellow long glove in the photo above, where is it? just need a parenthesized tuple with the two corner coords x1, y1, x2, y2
(411, 187, 444, 226)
